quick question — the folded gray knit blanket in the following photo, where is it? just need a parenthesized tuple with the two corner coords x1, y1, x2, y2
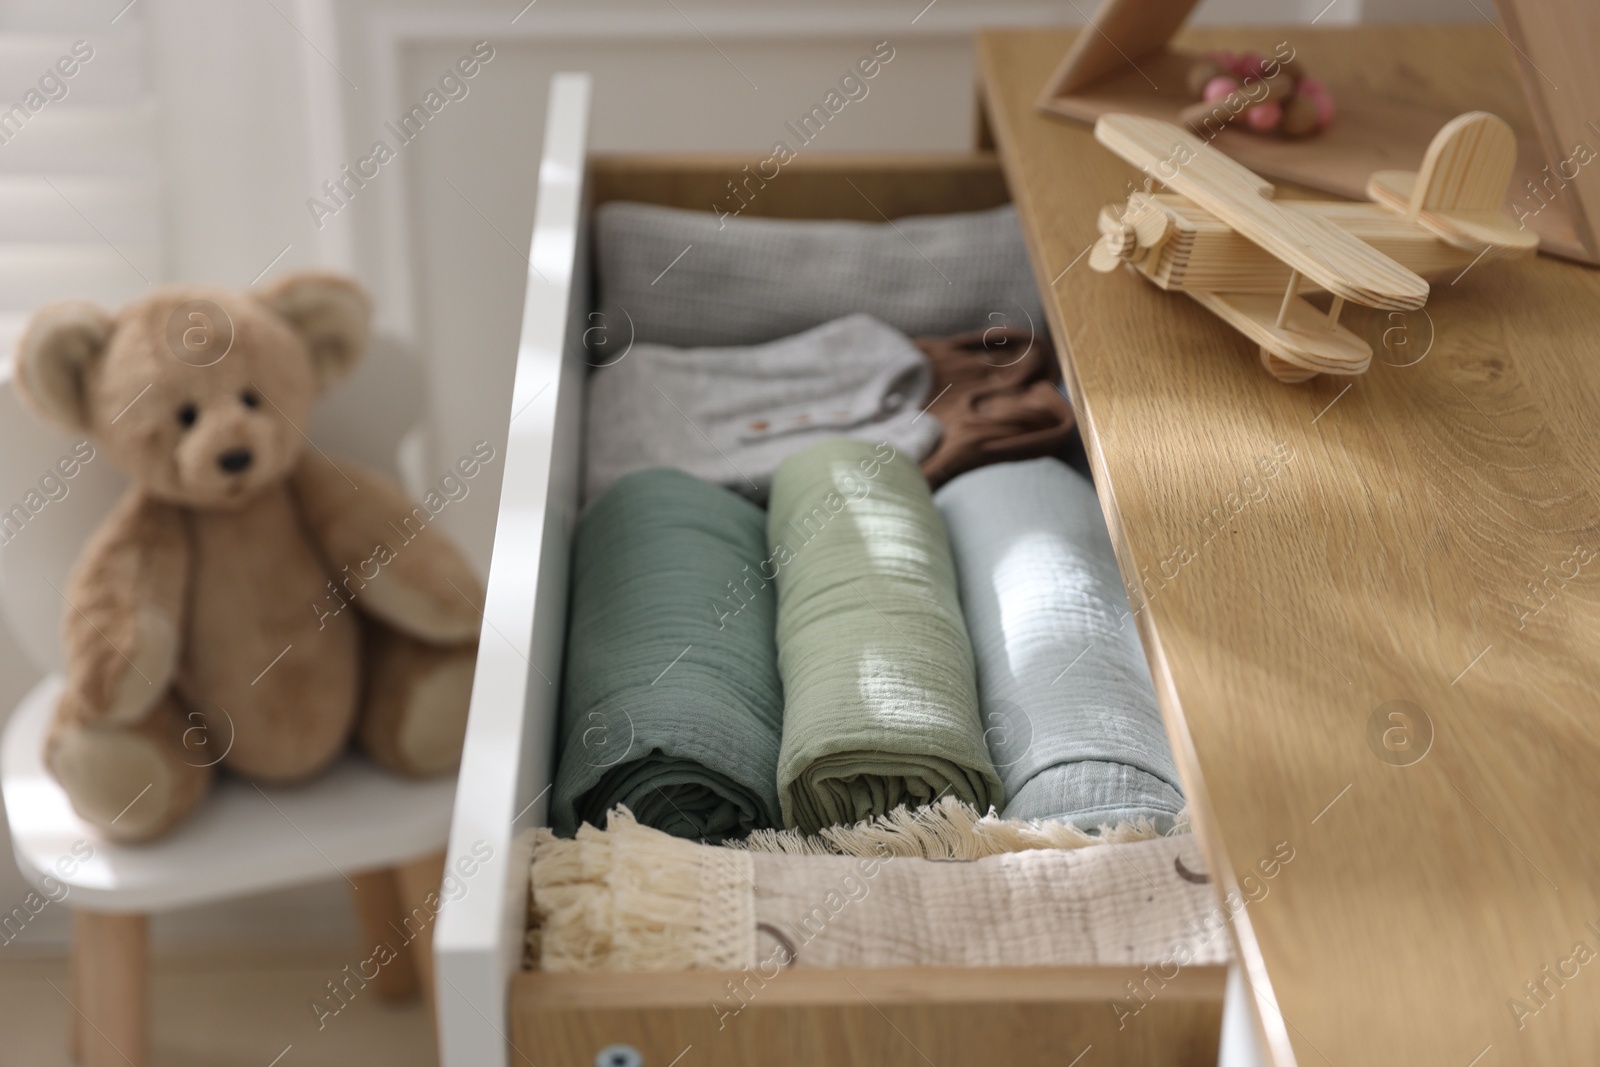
(934, 458, 1186, 832)
(594, 201, 1044, 348)
(582, 314, 940, 506)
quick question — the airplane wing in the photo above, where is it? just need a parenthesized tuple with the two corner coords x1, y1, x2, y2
(1095, 114, 1430, 311)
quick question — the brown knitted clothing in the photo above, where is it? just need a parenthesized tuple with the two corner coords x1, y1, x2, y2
(916, 327, 1077, 490)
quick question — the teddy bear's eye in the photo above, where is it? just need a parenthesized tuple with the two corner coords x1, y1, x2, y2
(177, 403, 199, 428)
(240, 389, 260, 409)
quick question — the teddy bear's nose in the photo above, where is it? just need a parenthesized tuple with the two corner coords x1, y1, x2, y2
(217, 448, 254, 474)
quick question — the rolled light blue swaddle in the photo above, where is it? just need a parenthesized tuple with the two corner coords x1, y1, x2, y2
(934, 458, 1185, 833)
(552, 469, 784, 842)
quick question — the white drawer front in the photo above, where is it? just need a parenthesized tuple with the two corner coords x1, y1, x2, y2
(436, 72, 591, 1067)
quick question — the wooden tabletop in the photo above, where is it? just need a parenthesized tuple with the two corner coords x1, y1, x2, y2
(979, 25, 1600, 1067)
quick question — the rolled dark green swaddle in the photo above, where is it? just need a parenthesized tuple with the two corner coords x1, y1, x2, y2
(553, 468, 783, 841)
(768, 438, 1003, 834)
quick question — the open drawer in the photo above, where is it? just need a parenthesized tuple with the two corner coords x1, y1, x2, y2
(435, 73, 1230, 1067)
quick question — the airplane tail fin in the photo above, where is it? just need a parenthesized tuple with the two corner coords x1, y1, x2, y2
(1409, 111, 1518, 215)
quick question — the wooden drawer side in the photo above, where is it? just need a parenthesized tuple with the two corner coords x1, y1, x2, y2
(511, 966, 1226, 1067)
(589, 153, 1013, 221)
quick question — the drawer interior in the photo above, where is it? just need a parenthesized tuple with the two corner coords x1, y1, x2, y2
(441, 74, 1224, 1067)
(519, 154, 1224, 1066)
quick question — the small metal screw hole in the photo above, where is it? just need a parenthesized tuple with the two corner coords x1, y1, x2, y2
(596, 1044, 644, 1067)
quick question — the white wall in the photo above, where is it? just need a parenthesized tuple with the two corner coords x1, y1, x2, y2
(1, 0, 1463, 949)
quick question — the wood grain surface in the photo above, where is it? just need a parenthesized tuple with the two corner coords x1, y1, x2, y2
(512, 966, 1226, 1067)
(981, 24, 1600, 1067)
(1035, 20, 1592, 262)
(1365, 111, 1538, 255)
(73, 911, 148, 1067)
(1134, 195, 1479, 292)
(1494, 0, 1600, 259)
(1094, 114, 1430, 309)
(589, 153, 1013, 222)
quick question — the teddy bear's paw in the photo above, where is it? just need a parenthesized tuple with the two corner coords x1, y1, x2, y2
(102, 607, 180, 725)
(360, 637, 475, 778)
(392, 651, 474, 776)
(46, 719, 213, 843)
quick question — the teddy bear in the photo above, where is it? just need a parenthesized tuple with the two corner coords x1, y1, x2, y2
(12, 272, 483, 843)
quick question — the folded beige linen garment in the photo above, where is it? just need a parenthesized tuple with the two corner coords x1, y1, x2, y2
(528, 799, 1230, 972)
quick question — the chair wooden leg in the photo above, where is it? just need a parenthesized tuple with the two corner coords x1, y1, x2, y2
(394, 849, 447, 1004)
(72, 909, 147, 1067)
(69, 918, 82, 1062)
(348, 868, 420, 1000)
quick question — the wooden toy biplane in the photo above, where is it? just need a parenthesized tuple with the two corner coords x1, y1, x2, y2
(1088, 111, 1537, 382)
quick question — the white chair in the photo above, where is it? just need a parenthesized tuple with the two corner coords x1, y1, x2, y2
(0, 333, 458, 1067)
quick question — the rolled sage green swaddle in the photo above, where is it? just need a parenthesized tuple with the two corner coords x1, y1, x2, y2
(768, 439, 1003, 834)
(934, 458, 1185, 833)
(553, 469, 783, 842)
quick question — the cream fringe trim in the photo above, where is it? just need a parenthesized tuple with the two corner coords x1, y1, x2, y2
(526, 799, 1193, 970)
(727, 795, 1188, 859)
(528, 810, 754, 972)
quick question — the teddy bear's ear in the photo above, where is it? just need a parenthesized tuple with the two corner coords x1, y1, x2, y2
(257, 272, 372, 391)
(13, 301, 117, 430)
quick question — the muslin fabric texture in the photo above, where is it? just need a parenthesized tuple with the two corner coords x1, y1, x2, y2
(730, 794, 1171, 858)
(934, 458, 1186, 832)
(746, 834, 1221, 969)
(581, 314, 941, 506)
(527, 807, 1228, 972)
(594, 201, 1044, 348)
(551, 469, 783, 842)
(766, 438, 1002, 834)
